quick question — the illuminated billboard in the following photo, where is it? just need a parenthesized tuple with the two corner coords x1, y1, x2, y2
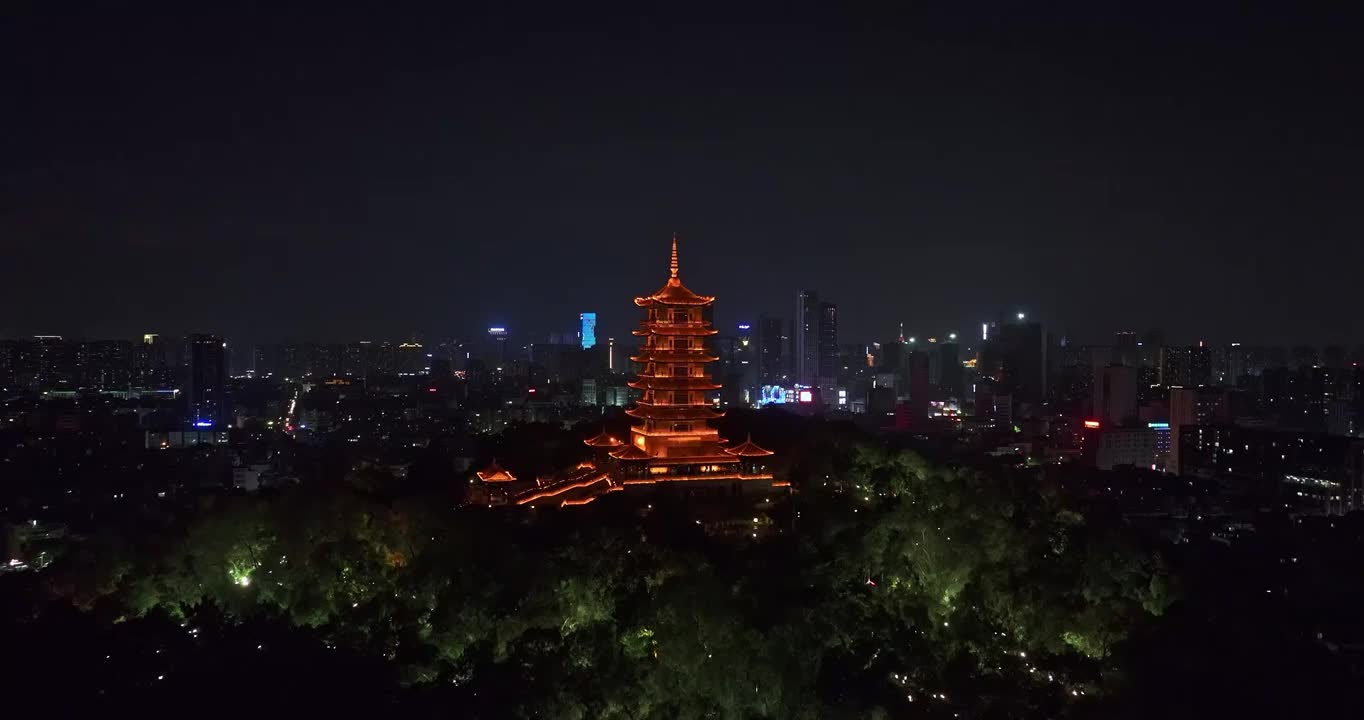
(759, 386, 789, 405)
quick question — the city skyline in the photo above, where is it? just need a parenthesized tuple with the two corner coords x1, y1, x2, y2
(5, 5, 1364, 715)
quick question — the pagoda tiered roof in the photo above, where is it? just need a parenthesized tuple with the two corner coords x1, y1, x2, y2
(631, 325, 719, 336)
(631, 238, 716, 307)
(475, 460, 516, 483)
(724, 435, 775, 457)
(625, 404, 724, 420)
(608, 444, 653, 461)
(628, 376, 722, 391)
(630, 351, 719, 363)
(583, 431, 625, 448)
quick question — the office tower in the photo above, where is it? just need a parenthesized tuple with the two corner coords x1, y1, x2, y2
(938, 338, 962, 398)
(485, 327, 509, 369)
(1093, 365, 1139, 425)
(812, 302, 834, 384)
(735, 323, 756, 404)
(1160, 345, 1212, 387)
(579, 312, 597, 349)
(82, 339, 134, 389)
(907, 349, 931, 409)
(1138, 330, 1164, 370)
(755, 315, 786, 386)
(998, 317, 1046, 407)
(31, 335, 79, 389)
(396, 341, 428, 375)
(1114, 332, 1138, 367)
(187, 334, 227, 428)
(1168, 386, 1202, 474)
(795, 290, 819, 386)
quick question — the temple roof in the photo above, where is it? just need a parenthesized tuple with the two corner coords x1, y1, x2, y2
(583, 430, 625, 448)
(629, 377, 722, 391)
(632, 325, 719, 336)
(724, 434, 775, 457)
(626, 404, 724, 420)
(475, 459, 516, 483)
(631, 352, 719, 363)
(637, 454, 741, 466)
(608, 444, 654, 461)
(633, 237, 715, 307)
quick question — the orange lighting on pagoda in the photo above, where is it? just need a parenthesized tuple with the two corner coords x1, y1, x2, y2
(606, 236, 775, 484)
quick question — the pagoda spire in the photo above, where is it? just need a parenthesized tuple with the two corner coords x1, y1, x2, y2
(670, 234, 679, 278)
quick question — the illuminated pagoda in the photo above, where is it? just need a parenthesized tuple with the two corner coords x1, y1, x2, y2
(469, 459, 531, 506)
(514, 236, 777, 508)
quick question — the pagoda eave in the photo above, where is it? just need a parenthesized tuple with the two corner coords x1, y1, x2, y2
(634, 455, 741, 466)
(639, 326, 719, 337)
(625, 407, 724, 420)
(628, 379, 722, 391)
(631, 354, 719, 363)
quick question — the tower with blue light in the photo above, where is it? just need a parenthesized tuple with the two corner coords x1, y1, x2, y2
(580, 312, 597, 349)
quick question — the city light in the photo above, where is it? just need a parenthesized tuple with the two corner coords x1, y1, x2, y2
(1084, 420, 1101, 429)
(1017, 312, 1026, 321)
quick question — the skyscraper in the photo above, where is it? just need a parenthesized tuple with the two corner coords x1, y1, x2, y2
(998, 317, 1046, 407)
(1093, 365, 1139, 425)
(1160, 345, 1212, 387)
(187, 333, 227, 428)
(579, 312, 597, 349)
(938, 338, 962, 398)
(817, 301, 838, 379)
(795, 290, 819, 386)
(1114, 331, 1138, 367)
(755, 314, 786, 386)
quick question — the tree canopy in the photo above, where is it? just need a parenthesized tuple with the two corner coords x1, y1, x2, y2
(28, 439, 1172, 718)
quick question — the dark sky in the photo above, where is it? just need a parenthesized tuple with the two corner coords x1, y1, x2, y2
(4, 2, 1362, 347)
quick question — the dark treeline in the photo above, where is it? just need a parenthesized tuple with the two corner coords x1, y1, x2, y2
(1, 420, 1360, 717)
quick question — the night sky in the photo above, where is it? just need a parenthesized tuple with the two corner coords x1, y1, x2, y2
(5, 3, 1362, 346)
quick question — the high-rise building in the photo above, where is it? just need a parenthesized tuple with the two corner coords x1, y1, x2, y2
(1168, 386, 1202, 474)
(755, 315, 787, 386)
(485, 327, 509, 369)
(1114, 332, 1138, 367)
(187, 333, 227, 428)
(82, 339, 134, 389)
(1160, 345, 1212, 387)
(998, 317, 1046, 407)
(938, 337, 962, 398)
(795, 290, 819, 386)
(1093, 365, 1139, 425)
(31, 335, 80, 389)
(579, 312, 597, 349)
(817, 302, 838, 379)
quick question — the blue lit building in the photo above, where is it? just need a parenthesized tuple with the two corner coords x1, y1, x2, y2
(580, 312, 597, 349)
